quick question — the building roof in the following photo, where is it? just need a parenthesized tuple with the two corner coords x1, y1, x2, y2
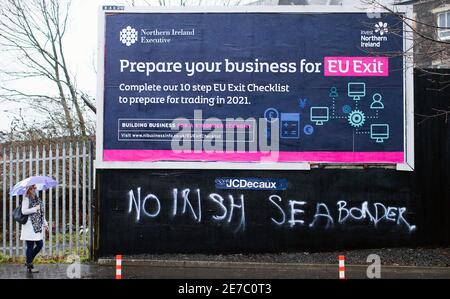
(395, 0, 429, 5)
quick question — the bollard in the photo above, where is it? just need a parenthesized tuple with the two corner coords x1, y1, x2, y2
(116, 255, 122, 279)
(339, 255, 345, 279)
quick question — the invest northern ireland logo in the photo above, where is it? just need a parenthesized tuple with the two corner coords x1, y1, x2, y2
(360, 21, 389, 48)
(120, 26, 138, 46)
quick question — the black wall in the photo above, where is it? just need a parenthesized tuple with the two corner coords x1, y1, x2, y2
(96, 70, 450, 257)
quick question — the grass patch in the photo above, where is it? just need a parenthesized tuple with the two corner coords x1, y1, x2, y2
(0, 251, 89, 264)
(0, 232, 90, 264)
(0, 252, 8, 263)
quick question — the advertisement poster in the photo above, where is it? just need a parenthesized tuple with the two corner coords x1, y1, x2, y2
(99, 9, 412, 166)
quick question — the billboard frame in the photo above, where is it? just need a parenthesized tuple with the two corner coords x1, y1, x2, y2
(96, 5, 414, 171)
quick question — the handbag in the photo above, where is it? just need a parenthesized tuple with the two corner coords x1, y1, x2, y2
(13, 202, 28, 225)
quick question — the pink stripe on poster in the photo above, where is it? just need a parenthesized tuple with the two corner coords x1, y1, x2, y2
(103, 150, 404, 163)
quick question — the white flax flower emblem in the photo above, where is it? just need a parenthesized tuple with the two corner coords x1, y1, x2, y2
(374, 22, 388, 36)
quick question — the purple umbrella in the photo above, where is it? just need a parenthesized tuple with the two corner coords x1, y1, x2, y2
(10, 176, 58, 196)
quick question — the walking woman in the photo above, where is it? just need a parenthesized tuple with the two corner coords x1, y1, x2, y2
(20, 184, 48, 273)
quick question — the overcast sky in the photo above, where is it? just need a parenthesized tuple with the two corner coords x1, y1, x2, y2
(0, 0, 259, 132)
(0, 0, 110, 131)
(0, 0, 378, 132)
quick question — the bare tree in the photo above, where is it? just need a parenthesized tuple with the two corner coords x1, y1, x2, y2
(359, 0, 450, 68)
(0, 0, 96, 138)
(358, 0, 450, 123)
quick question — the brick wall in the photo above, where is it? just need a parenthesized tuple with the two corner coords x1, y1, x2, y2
(413, 0, 450, 68)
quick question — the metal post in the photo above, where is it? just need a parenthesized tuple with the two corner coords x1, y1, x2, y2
(69, 143, 73, 254)
(22, 147, 26, 256)
(62, 143, 67, 255)
(82, 141, 87, 258)
(2, 148, 6, 256)
(88, 140, 93, 260)
(49, 144, 53, 256)
(55, 144, 60, 257)
(9, 147, 13, 257)
(28, 146, 32, 257)
(42, 145, 46, 255)
(15, 148, 19, 257)
(75, 142, 80, 255)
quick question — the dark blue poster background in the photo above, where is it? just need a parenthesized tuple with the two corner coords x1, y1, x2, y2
(103, 12, 405, 163)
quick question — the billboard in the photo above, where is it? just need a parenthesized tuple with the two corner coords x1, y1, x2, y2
(97, 6, 414, 170)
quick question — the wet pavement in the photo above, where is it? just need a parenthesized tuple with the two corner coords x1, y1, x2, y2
(0, 264, 112, 279)
(1, 248, 450, 279)
(1, 261, 450, 279)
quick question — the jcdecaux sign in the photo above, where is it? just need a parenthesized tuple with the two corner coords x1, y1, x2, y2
(97, 6, 414, 170)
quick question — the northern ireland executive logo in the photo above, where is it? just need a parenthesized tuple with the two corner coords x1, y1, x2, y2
(120, 26, 138, 46)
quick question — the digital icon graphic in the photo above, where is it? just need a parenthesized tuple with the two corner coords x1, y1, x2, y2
(262, 82, 389, 144)
(303, 125, 314, 135)
(329, 87, 338, 98)
(348, 110, 366, 128)
(310, 107, 329, 126)
(370, 93, 384, 110)
(280, 113, 300, 139)
(342, 105, 352, 114)
(371, 124, 390, 143)
(264, 108, 279, 123)
(348, 82, 366, 101)
(298, 98, 308, 109)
